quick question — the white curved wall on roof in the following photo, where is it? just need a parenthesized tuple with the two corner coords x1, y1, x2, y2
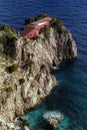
(32, 21, 48, 26)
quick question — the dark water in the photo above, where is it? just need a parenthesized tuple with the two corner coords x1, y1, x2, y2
(0, 0, 87, 129)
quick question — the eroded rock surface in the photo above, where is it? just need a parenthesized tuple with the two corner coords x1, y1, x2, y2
(43, 111, 64, 128)
(0, 22, 77, 129)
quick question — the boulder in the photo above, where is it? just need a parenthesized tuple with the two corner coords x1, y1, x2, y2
(48, 117, 58, 128)
(43, 111, 64, 128)
(24, 126, 30, 130)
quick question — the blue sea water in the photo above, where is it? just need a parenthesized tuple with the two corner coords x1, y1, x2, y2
(0, 0, 87, 129)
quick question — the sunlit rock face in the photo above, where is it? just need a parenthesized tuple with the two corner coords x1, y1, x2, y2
(0, 22, 77, 129)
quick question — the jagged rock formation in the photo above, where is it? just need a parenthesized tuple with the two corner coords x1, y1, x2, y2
(0, 21, 77, 130)
(43, 111, 64, 128)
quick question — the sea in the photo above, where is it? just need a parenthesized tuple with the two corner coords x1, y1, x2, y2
(0, 0, 87, 130)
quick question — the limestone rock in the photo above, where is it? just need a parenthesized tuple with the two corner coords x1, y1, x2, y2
(24, 126, 30, 130)
(43, 111, 64, 128)
(0, 20, 77, 130)
(48, 117, 58, 128)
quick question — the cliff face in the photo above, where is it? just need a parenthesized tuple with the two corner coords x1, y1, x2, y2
(0, 24, 77, 129)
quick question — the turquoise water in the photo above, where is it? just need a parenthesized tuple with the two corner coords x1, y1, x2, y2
(24, 103, 83, 130)
(0, 0, 87, 129)
(24, 61, 86, 130)
(24, 60, 87, 130)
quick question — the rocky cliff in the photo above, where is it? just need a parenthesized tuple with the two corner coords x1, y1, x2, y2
(0, 20, 77, 130)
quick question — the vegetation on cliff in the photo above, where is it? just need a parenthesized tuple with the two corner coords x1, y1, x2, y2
(0, 24, 16, 44)
(24, 13, 48, 25)
(0, 15, 77, 130)
(0, 24, 18, 59)
(6, 64, 18, 73)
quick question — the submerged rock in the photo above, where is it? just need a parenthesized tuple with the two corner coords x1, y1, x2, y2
(47, 117, 58, 128)
(43, 111, 64, 128)
(43, 111, 64, 121)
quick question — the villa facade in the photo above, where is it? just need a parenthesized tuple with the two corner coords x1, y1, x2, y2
(21, 17, 52, 38)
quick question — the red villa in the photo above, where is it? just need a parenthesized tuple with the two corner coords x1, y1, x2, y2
(21, 17, 52, 39)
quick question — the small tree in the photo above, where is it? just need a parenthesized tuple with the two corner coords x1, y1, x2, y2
(35, 14, 48, 21)
(19, 78, 25, 85)
(24, 13, 48, 25)
(0, 24, 16, 33)
(44, 25, 50, 38)
(6, 64, 18, 73)
(24, 17, 35, 25)
(52, 18, 64, 33)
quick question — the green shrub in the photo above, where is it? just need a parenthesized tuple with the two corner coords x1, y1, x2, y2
(52, 18, 65, 33)
(0, 25, 4, 30)
(0, 24, 16, 33)
(0, 25, 16, 45)
(0, 52, 12, 62)
(44, 25, 50, 37)
(32, 35, 39, 40)
(24, 14, 48, 25)
(1, 86, 13, 93)
(24, 17, 35, 25)
(4, 24, 11, 32)
(19, 78, 25, 84)
(35, 14, 48, 21)
(52, 18, 63, 26)
(0, 33, 14, 45)
(31, 53, 34, 57)
(6, 64, 18, 73)
(0, 35, 6, 44)
(26, 59, 34, 66)
(5, 87, 13, 93)
(6, 33, 14, 43)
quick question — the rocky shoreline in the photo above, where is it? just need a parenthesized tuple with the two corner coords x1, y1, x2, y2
(0, 16, 77, 130)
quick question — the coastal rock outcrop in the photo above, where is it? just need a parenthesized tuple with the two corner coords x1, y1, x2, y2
(0, 18, 77, 129)
(43, 111, 64, 128)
